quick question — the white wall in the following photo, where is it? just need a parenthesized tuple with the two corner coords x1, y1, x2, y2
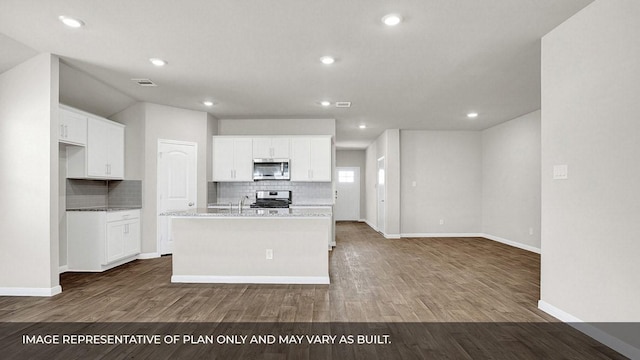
(482, 111, 541, 251)
(110, 102, 146, 180)
(336, 150, 366, 220)
(143, 103, 210, 254)
(400, 131, 482, 235)
(365, 141, 378, 228)
(384, 130, 401, 236)
(218, 118, 335, 137)
(112, 103, 216, 255)
(541, 0, 640, 354)
(0, 53, 60, 295)
(206, 113, 219, 182)
(364, 130, 401, 237)
(59, 62, 135, 118)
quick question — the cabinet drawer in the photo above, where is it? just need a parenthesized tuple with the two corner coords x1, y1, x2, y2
(106, 209, 140, 222)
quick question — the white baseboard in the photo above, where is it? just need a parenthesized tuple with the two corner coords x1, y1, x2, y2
(383, 233, 401, 239)
(358, 219, 366, 222)
(364, 220, 378, 232)
(137, 252, 161, 260)
(538, 300, 640, 359)
(171, 275, 330, 285)
(58, 265, 68, 274)
(401, 232, 483, 238)
(480, 233, 541, 254)
(0, 285, 62, 297)
(399, 232, 541, 254)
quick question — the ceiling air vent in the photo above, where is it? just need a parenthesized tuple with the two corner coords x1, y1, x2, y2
(335, 101, 351, 108)
(131, 78, 157, 87)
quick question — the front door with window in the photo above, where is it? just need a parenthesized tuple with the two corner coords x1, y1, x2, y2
(335, 167, 360, 221)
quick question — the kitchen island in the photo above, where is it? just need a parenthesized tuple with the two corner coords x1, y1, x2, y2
(163, 207, 332, 284)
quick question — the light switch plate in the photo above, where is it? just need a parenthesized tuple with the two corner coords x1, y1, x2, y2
(553, 165, 568, 180)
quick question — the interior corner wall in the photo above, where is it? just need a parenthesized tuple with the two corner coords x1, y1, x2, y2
(0, 53, 60, 295)
(206, 113, 219, 181)
(110, 102, 146, 180)
(541, 0, 640, 353)
(384, 130, 401, 236)
(363, 130, 400, 236)
(400, 130, 482, 235)
(481, 110, 541, 250)
(364, 141, 378, 229)
(142, 103, 210, 255)
(336, 150, 366, 220)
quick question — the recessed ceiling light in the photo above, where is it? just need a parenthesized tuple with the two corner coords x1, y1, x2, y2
(381, 14, 402, 26)
(58, 16, 85, 28)
(320, 56, 335, 65)
(359, 124, 367, 129)
(149, 58, 167, 67)
(467, 112, 479, 118)
(202, 100, 214, 107)
(320, 101, 331, 107)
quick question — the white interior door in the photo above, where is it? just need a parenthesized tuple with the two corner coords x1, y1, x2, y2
(377, 157, 385, 234)
(335, 167, 360, 221)
(158, 140, 197, 255)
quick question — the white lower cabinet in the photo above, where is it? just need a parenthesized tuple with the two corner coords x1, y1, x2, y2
(67, 209, 141, 272)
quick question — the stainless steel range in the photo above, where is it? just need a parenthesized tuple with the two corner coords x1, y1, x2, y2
(250, 190, 292, 208)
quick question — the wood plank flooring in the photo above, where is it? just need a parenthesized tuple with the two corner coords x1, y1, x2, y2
(1, 222, 549, 323)
(0, 222, 625, 359)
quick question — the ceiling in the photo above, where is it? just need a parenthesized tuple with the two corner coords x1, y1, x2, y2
(0, 0, 593, 148)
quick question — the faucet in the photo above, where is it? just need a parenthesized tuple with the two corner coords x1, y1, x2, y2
(238, 195, 249, 213)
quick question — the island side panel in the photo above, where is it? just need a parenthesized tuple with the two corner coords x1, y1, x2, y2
(171, 217, 330, 284)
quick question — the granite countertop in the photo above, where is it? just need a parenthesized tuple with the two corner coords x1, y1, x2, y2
(67, 207, 142, 212)
(162, 207, 331, 218)
(207, 203, 333, 208)
(290, 203, 333, 207)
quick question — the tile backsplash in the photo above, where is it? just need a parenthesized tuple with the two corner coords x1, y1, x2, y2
(66, 180, 108, 209)
(66, 179, 142, 209)
(108, 181, 142, 208)
(215, 181, 333, 205)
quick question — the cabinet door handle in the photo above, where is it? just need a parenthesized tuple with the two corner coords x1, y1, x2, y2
(60, 125, 65, 137)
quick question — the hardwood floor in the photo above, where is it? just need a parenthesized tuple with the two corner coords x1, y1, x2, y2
(0, 222, 624, 359)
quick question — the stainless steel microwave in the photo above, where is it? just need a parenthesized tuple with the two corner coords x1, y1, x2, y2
(253, 159, 290, 180)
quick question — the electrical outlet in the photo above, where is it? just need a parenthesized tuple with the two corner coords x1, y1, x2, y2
(439, 219, 444, 225)
(266, 249, 273, 260)
(411, 181, 416, 187)
(529, 228, 534, 236)
(553, 165, 568, 180)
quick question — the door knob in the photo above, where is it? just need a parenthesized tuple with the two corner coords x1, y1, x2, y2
(188, 202, 194, 207)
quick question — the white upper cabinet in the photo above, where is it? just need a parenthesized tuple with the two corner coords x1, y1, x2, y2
(58, 107, 87, 146)
(66, 107, 125, 180)
(253, 137, 290, 159)
(290, 136, 332, 182)
(212, 137, 253, 181)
